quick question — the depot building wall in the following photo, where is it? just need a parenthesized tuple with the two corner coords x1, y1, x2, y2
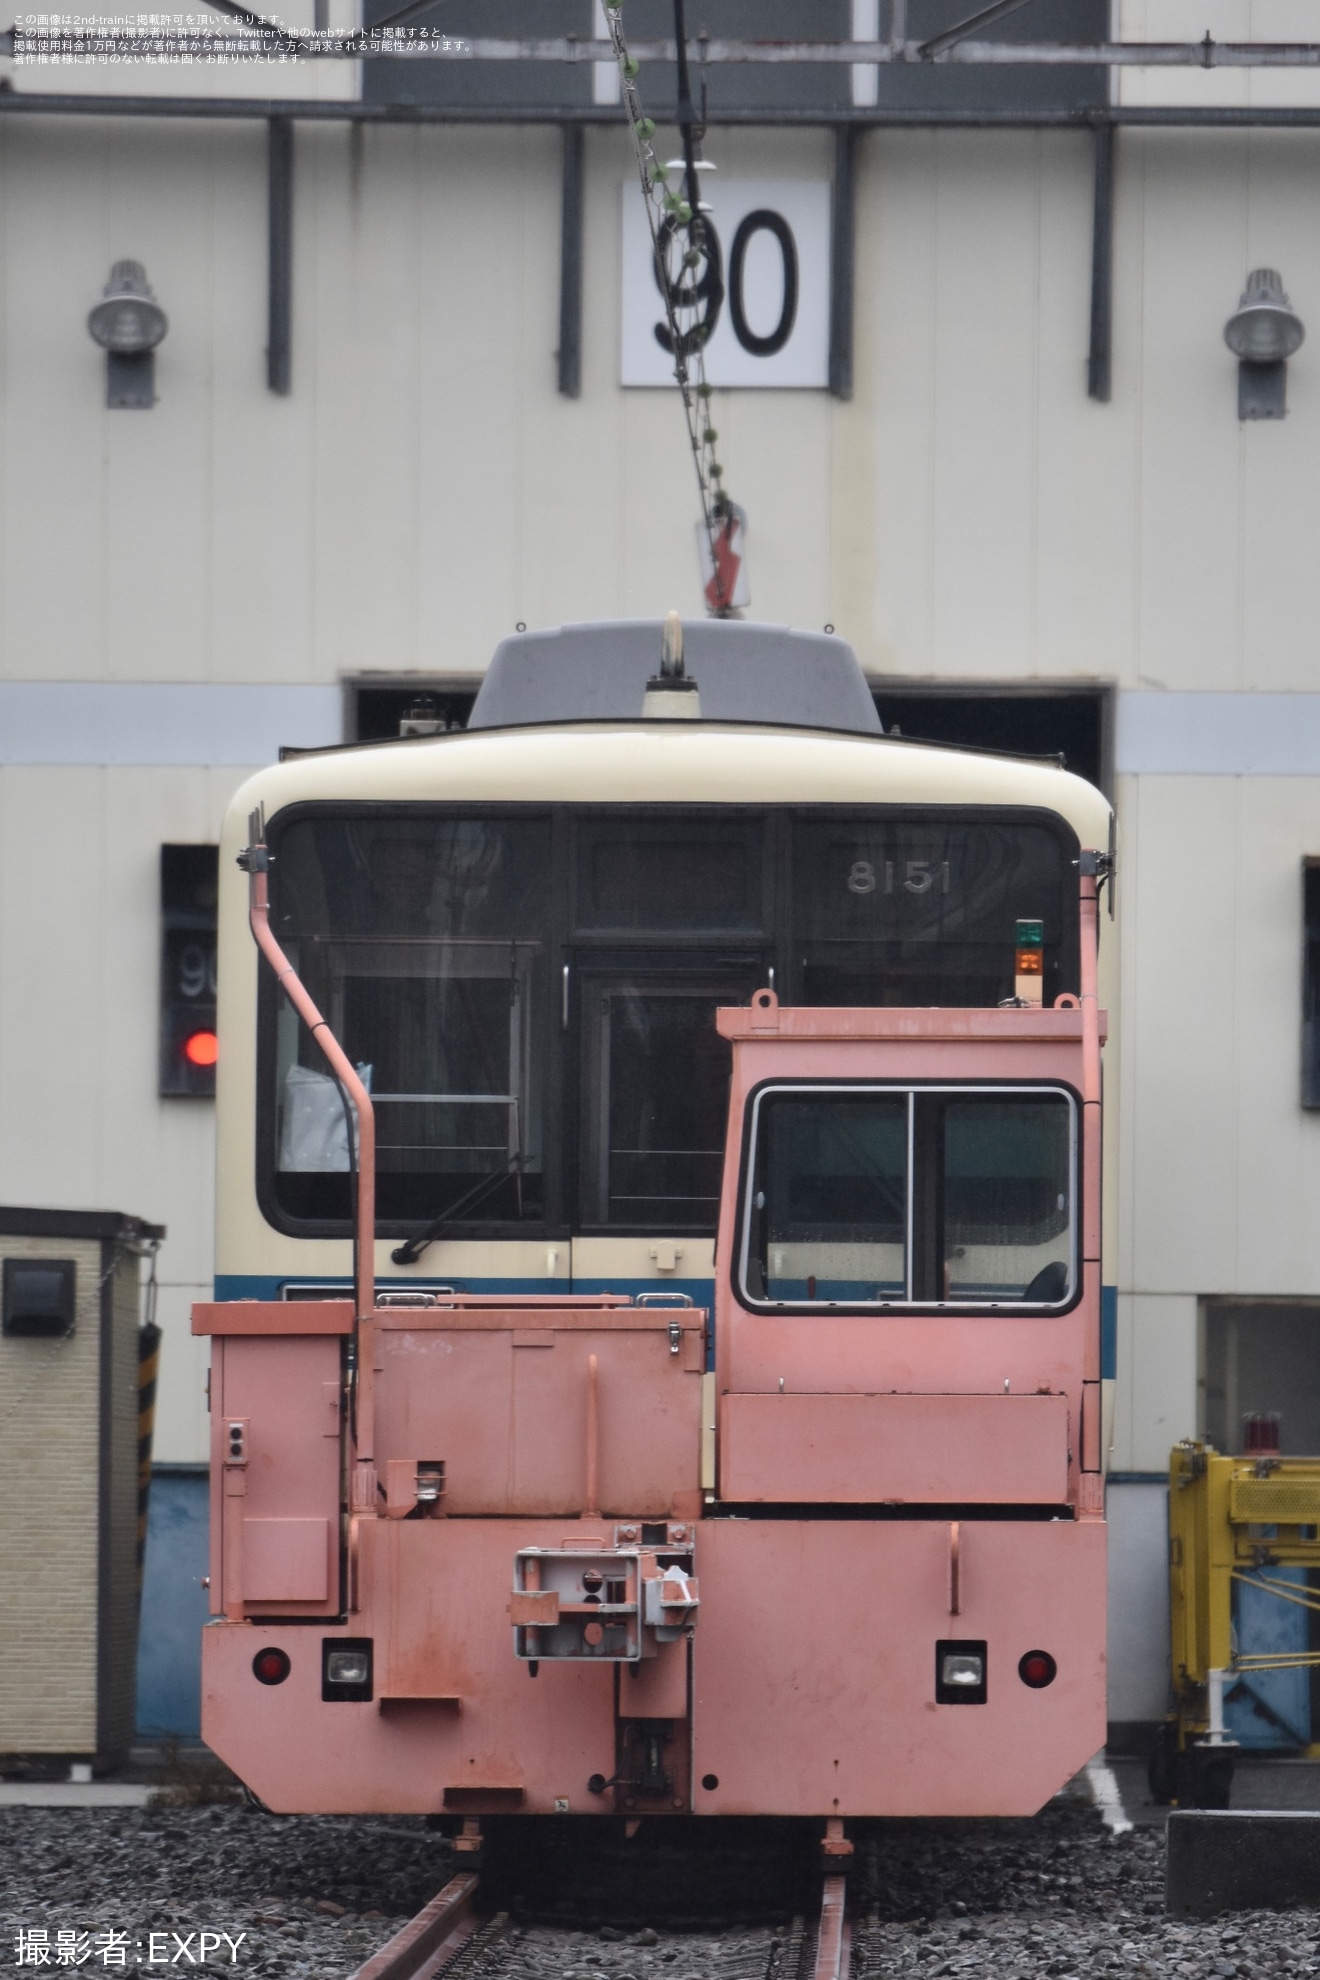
(4, 110, 1320, 1732)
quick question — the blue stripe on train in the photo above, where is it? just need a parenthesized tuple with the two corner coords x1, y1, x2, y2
(1101, 1285, 1117, 1381)
(213, 1273, 717, 1306)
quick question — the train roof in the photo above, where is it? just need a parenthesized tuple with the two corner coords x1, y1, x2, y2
(467, 620, 883, 736)
(237, 720, 1113, 856)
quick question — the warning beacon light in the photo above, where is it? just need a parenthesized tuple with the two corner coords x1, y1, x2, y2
(1014, 918, 1044, 1005)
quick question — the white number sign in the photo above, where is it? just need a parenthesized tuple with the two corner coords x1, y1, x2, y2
(621, 178, 831, 390)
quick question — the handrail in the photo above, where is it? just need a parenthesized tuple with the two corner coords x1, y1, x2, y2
(242, 816, 376, 1324)
(1078, 851, 1105, 1429)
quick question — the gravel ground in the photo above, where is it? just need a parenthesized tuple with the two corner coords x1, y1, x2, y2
(2, 1792, 1319, 1979)
(0, 1803, 451, 1976)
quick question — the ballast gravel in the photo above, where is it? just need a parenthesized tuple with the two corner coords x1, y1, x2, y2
(0, 1792, 1317, 1979)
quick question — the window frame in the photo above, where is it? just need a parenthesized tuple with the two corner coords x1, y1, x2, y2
(253, 798, 1083, 1243)
(256, 799, 565, 1241)
(734, 1076, 1082, 1317)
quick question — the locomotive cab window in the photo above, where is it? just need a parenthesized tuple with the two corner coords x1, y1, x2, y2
(740, 1085, 1076, 1311)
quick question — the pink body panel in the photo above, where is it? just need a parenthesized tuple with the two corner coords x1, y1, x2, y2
(201, 1512, 1104, 1818)
(719, 1393, 1070, 1504)
(242, 1518, 331, 1602)
(203, 1519, 623, 1815)
(194, 1300, 354, 1336)
(719, 1312, 1085, 1404)
(208, 1335, 342, 1619)
(691, 1516, 1106, 1817)
(372, 1311, 705, 1518)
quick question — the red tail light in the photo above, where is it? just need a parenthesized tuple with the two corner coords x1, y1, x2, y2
(252, 1647, 291, 1686)
(1018, 1649, 1057, 1689)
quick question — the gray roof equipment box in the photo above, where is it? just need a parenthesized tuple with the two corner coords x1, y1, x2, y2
(469, 620, 882, 737)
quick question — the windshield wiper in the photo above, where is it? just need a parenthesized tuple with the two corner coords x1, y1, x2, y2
(389, 1152, 528, 1267)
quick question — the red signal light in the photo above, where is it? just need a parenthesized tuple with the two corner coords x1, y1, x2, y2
(1018, 1649, 1057, 1689)
(252, 1647, 291, 1686)
(183, 1029, 219, 1068)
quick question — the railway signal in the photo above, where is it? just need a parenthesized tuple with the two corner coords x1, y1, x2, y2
(160, 844, 218, 1097)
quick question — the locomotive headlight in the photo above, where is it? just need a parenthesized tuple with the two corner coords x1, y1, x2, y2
(935, 1638, 988, 1703)
(326, 1649, 369, 1685)
(941, 1652, 983, 1689)
(322, 1638, 373, 1701)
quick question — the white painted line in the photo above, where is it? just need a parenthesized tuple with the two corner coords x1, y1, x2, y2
(0, 1782, 154, 1806)
(1085, 1754, 1134, 1834)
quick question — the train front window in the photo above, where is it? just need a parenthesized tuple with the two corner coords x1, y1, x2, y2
(266, 814, 548, 1226)
(579, 965, 765, 1229)
(741, 1086, 1076, 1310)
(575, 816, 767, 932)
(257, 802, 1084, 1239)
(792, 819, 1073, 1007)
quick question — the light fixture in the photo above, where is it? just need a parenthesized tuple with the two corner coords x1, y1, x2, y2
(1224, 268, 1304, 420)
(251, 1646, 290, 1686)
(87, 260, 168, 409)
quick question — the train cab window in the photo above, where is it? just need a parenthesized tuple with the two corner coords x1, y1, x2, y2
(264, 813, 549, 1228)
(574, 816, 768, 933)
(939, 1096, 1073, 1303)
(580, 965, 765, 1228)
(745, 1092, 908, 1302)
(790, 817, 1075, 1008)
(572, 813, 769, 1230)
(740, 1085, 1076, 1311)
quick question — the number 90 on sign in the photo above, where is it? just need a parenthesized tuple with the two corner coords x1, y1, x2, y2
(621, 178, 830, 390)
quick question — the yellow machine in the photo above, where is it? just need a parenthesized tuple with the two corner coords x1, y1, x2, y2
(1155, 1439, 1320, 1806)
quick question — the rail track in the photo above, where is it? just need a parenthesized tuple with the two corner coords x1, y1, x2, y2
(346, 1828, 854, 1980)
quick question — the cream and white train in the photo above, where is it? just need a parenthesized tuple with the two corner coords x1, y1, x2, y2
(213, 619, 1117, 1366)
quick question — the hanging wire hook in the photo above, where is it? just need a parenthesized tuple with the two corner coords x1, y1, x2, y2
(606, 2, 738, 613)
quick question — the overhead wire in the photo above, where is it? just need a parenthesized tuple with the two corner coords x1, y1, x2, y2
(605, 1, 739, 615)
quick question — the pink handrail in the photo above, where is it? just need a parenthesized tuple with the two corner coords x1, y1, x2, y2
(245, 837, 376, 1323)
(1078, 854, 1104, 1420)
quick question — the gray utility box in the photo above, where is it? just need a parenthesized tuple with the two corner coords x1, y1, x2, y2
(0, 1208, 164, 1769)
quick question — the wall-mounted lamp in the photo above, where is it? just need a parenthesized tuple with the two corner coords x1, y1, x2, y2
(1224, 268, 1305, 420)
(87, 260, 168, 409)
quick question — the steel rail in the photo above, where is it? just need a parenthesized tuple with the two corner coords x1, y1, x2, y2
(812, 1875, 852, 1980)
(348, 1872, 480, 1980)
(812, 1820, 855, 1980)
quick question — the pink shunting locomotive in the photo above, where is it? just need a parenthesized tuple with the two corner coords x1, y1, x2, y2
(195, 621, 1111, 1826)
